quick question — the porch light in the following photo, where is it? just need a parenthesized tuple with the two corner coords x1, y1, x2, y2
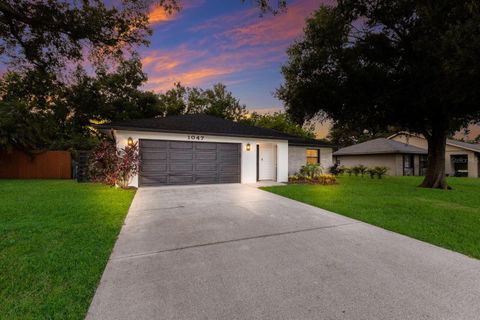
(127, 137, 134, 146)
(246, 143, 251, 151)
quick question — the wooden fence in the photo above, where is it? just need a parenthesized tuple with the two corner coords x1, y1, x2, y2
(0, 150, 72, 179)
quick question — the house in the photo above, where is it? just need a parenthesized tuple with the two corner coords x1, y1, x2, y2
(333, 133, 480, 177)
(333, 138, 428, 176)
(97, 114, 333, 187)
(389, 132, 480, 178)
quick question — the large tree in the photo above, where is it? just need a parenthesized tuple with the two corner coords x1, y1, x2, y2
(327, 121, 399, 148)
(241, 112, 315, 138)
(0, 0, 287, 151)
(277, 1, 480, 189)
(157, 82, 247, 121)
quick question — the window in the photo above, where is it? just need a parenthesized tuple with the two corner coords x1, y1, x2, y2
(306, 149, 320, 164)
(419, 155, 428, 176)
(451, 155, 468, 177)
(403, 155, 414, 176)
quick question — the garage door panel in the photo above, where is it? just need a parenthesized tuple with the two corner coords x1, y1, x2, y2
(140, 174, 168, 185)
(195, 152, 217, 161)
(195, 143, 217, 150)
(195, 175, 218, 184)
(219, 175, 240, 183)
(169, 175, 195, 184)
(169, 141, 193, 149)
(220, 164, 241, 173)
(141, 163, 167, 172)
(139, 139, 240, 186)
(219, 144, 238, 151)
(170, 163, 194, 172)
(141, 152, 167, 160)
(170, 152, 193, 160)
(140, 140, 168, 149)
(195, 164, 217, 171)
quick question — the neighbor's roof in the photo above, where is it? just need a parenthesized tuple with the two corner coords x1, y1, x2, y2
(446, 139, 480, 153)
(388, 132, 480, 153)
(96, 114, 333, 148)
(333, 138, 427, 156)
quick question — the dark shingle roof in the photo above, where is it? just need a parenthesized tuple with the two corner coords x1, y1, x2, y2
(96, 114, 333, 148)
(333, 138, 427, 156)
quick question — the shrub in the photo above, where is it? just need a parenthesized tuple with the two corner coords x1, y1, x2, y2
(351, 165, 368, 177)
(366, 166, 389, 179)
(289, 175, 300, 183)
(88, 139, 139, 188)
(116, 142, 139, 188)
(367, 168, 377, 179)
(88, 139, 118, 186)
(329, 163, 346, 176)
(344, 167, 353, 176)
(319, 174, 337, 185)
(373, 166, 388, 179)
(300, 163, 322, 179)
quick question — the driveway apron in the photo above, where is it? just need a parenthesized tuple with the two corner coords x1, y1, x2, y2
(87, 184, 480, 320)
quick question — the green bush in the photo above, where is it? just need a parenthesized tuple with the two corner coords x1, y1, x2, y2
(366, 166, 389, 179)
(373, 166, 388, 179)
(352, 165, 368, 177)
(299, 163, 322, 179)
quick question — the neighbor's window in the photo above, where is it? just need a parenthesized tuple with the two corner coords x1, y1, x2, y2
(403, 155, 415, 176)
(306, 149, 320, 164)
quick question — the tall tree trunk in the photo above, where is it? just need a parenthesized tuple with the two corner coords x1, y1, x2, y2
(419, 128, 450, 189)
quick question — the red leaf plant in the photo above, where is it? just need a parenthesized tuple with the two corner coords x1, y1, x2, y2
(88, 139, 139, 188)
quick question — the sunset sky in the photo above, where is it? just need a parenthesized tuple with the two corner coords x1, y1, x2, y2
(141, 0, 331, 136)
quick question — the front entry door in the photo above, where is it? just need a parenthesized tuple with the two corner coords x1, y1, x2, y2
(258, 143, 276, 180)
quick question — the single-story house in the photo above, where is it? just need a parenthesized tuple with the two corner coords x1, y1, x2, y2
(333, 138, 428, 176)
(389, 132, 480, 178)
(333, 133, 480, 177)
(97, 114, 334, 187)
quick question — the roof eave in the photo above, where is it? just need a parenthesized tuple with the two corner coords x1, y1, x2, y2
(98, 125, 290, 141)
(334, 151, 427, 156)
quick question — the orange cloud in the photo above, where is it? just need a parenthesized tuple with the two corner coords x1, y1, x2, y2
(148, 5, 176, 24)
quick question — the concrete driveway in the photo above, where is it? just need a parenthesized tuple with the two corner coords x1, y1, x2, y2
(87, 184, 480, 320)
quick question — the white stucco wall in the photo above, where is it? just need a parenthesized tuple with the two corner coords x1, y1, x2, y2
(115, 130, 289, 187)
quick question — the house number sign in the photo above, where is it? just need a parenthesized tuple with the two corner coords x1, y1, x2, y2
(187, 135, 205, 141)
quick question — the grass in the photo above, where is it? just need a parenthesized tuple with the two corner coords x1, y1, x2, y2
(262, 176, 480, 260)
(0, 180, 135, 319)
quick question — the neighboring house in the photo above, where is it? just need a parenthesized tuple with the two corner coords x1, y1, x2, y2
(389, 132, 480, 178)
(97, 114, 333, 187)
(333, 133, 480, 178)
(333, 138, 428, 176)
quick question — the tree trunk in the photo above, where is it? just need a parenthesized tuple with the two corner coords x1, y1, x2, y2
(419, 128, 450, 189)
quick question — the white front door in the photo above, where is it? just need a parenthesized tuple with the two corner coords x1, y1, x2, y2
(258, 143, 277, 180)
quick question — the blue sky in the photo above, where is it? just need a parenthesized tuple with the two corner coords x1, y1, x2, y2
(141, 0, 326, 113)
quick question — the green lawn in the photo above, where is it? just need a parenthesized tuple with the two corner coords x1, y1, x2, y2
(0, 180, 135, 319)
(262, 176, 480, 260)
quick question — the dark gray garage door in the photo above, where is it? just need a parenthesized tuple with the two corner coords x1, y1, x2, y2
(139, 140, 241, 186)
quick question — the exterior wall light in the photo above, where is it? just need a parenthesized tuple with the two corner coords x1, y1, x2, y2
(127, 137, 134, 146)
(246, 143, 251, 151)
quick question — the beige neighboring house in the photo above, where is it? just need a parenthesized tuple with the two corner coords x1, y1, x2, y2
(333, 133, 480, 178)
(389, 132, 480, 178)
(333, 138, 428, 176)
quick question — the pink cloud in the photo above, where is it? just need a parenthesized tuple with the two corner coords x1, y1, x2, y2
(224, 0, 327, 48)
(142, 0, 329, 93)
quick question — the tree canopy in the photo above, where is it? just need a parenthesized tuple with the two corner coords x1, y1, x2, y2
(0, 0, 290, 152)
(278, 0, 480, 189)
(241, 112, 315, 138)
(157, 82, 247, 121)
